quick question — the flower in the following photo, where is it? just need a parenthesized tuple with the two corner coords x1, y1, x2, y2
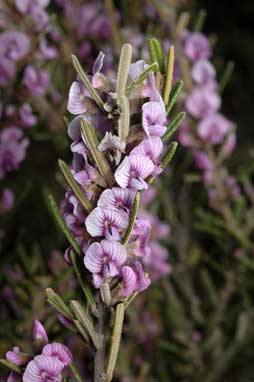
(194, 151, 213, 171)
(184, 32, 211, 62)
(130, 137, 163, 175)
(115, 154, 154, 190)
(0, 31, 30, 61)
(197, 113, 232, 144)
(23, 66, 50, 96)
(191, 59, 216, 88)
(19, 104, 37, 128)
(32, 320, 48, 345)
(131, 217, 151, 257)
(85, 207, 129, 240)
(142, 101, 167, 137)
(0, 188, 14, 214)
(84, 240, 127, 287)
(23, 355, 64, 382)
(186, 87, 221, 119)
(144, 242, 171, 281)
(121, 266, 137, 297)
(6, 347, 23, 366)
(134, 261, 151, 292)
(42, 343, 72, 367)
(98, 187, 135, 214)
(67, 81, 91, 115)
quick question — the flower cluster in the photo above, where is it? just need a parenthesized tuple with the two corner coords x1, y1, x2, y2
(5, 320, 72, 382)
(61, 47, 175, 299)
(177, 31, 240, 200)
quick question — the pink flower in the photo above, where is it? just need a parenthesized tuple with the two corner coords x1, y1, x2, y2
(191, 60, 216, 88)
(0, 31, 30, 61)
(84, 240, 127, 287)
(121, 266, 137, 297)
(197, 113, 232, 144)
(32, 320, 48, 345)
(42, 343, 72, 367)
(184, 33, 211, 62)
(19, 104, 37, 128)
(7, 371, 21, 382)
(144, 242, 171, 281)
(23, 355, 64, 382)
(85, 207, 128, 240)
(178, 121, 193, 147)
(130, 137, 163, 175)
(6, 347, 23, 366)
(131, 218, 151, 257)
(67, 81, 90, 115)
(98, 188, 135, 214)
(115, 154, 154, 190)
(142, 101, 167, 137)
(24, 66, 50, 96)
(222, 132, 236, 155)
(186, 87, 221, 119)
(134, 261, 151, 292)
(194, 151, 213, 171)
(0, 188, 14, 214)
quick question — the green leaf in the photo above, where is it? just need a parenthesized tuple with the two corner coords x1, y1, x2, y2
(126, 62, 158, 92)
(46, 288, 74, 320)
(194, 9, 207, 32)
(58, 159, 93, 212)
(71, 55, 104, 111)
(166, 80, 183, 116)
(163, 46, 175, 105)
(0, 359, 22, 374)
(122, 192, 140, 245)
(48, 193, 82, 256)
(116, 43, 132, 98)
(117, 95, 130, 140)
(161, 142, 178, 170)
(148, 38, 165, 73)
(162, 112, 185, 141)
(81, 119, 115, 187)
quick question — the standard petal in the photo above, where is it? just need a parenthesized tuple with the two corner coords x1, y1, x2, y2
(114, 157, 131, 188)
(84, 242, 104, 273)
(42, 343, 72, 367)
(67, 82, 87, 115)
(121, 266, 137, 297)
(129, 154, 154, 179)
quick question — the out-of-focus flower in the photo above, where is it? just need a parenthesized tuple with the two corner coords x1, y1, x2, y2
(184, 32, 211, 62)
(197, 113, 232, 144)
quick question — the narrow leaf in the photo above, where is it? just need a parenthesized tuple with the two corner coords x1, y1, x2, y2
(70, 250, 96, 313)
(162, 112, 185, 141)
(166, 80, 183, 116)
(71, 55, 104, 111)
(150, 38, 165, 73)
(118, 95, 130, 140)
(81, 119, 115, 187)
(126, 62, 158, 92)
(0, 359, 22, 374)
(122, 192, 140, 245)
(163, 46, 175, 105)
(70, 300, 100, 349)
(194, 9, 207, 32)
(46, 288, 74, 320)
(116, 44, 132, 97)
(106, 303, 125, 382)
(58, 159, 93, 212)
(161, 142, 178, 170)
(219, 61, 235, 94)
(48, 194, 81, 256)
(148, 39, 158, 71)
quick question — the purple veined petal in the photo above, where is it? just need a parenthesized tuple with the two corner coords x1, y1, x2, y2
(121, 266, 137, 297)
(42, 343, 72, 367)
(7, 371, 21, 382)
(128, 60, 146, 80)
(129, 177, 148, 190)
(134, 261, 151, 292)
(23, 355, 64, 382)
(101, 240, 127, 267)
(67, 115, 83, 141)
(84, 242, 104, 273)
(67, 81, 88, 115)
(114, 157, 131, 189)
(6, 347, 23, 366)
(93, 274, 104, 288)
(92, 51, 105, 74)
(129, 155, 154, 179)
(85, 207, 129, 239)
(32, 319, 48, 345)
(98, 187, 135, 213)
(142, 101, 166, 137)
(130, 137, 163, 161)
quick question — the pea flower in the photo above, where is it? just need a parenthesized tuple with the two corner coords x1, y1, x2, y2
(186, 87, 221, 119)
(184, 32, 211, 62)
(142, 101, 167, 137)
(97, 188, 135, 214)
(23, 355, 64, 382)
(197, 113, 232, 144)
(42, 343, 72, 367)
(32, 320, 48, 346)
(130, 137, 163, 175)
(85, 207, 129, 240)
(84, 240, 127, 287)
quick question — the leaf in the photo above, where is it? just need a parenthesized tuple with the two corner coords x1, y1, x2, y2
(162, 112, 185, 141)
(166, 80, 183, 116)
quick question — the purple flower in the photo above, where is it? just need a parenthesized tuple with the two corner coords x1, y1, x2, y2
(6, 347, 23, 366)
(130, 137, 163, 175)
(115, 154, 154, 190)
(7, 371, 21, 382)
(84, 240, 127, 287)
(121, 266, 137, 297)
(32, 320, 48, 345)
(178, 121, 193, 147)
(191, 60, 216, 88)
(85, 207, 129, 241)
(129, 60, 157, 99)
(0, 57, 16, 86)
(97, 188, 135, 214)
(222, 132, 236, 155)
(184, 33, 211, 62)
(0, 188, 14, 214)
(67, 81, 91, 115)
(144, 242, 171, 281)
(194, 151, 213, 171)
(24, 66, 50, 96)
(42, 343, 72, 367)
(19, 104, 37, 128)
(0, 31, 30, 61)
(23, 355, 64, 382)
(131, 218, 151, 257)
(197, 113, 232, 144)
(142, 101, 167, 137)
(186, 87, 221, 119)
(134, 261, 151, 292)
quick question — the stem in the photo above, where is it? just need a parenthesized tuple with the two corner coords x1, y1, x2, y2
(104, 0, 121, 52)
(94, 302, 106, 382)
